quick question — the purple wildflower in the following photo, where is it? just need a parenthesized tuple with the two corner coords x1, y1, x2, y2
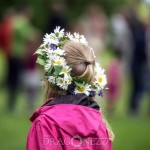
(50, 44, 57, 50)
(89, 90, 96, 97)
(98, 90, 103, 97)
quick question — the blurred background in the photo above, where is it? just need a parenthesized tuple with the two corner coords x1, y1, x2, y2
(0, 0, 150, 149)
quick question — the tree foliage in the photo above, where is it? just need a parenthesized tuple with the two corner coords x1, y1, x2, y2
(0, 0, 130, 31)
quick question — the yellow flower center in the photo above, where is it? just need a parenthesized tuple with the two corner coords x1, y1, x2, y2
(93, 85, 97, 89)
(52, 60, 55, 65)
(56, 61, 62, 65)
(98, 77, 103, 83)
(59, 79, 63, 83)
(65, 79, 70, 84)
(77, 86, 85, 92)
(62, 69, 67, 74)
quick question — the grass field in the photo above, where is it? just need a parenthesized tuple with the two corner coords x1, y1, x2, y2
(0, 50, 150, 150)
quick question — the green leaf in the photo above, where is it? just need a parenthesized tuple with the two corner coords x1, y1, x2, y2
(34, 49, 43, 55)
(83, 79, 88, 84)
(73, 77, 88, 88)
(36, 57, 45, 66)
(73, 77, 88, 83)
(47, 67, 54, 76)
(54, 66, 63, 75)
(74, 81, 84, 88)
(56, 32, 59, 37)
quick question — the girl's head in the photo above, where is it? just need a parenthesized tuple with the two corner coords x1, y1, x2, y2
(64, 41, 96, 81)
(45, 41, 96, 100)
(36, 27, 107, 101)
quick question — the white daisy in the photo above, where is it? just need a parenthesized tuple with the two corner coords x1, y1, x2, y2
(52, 55, 66, 66)
(79, 35, 88, 44)
(66, 32, 74, 40)
(49, 33, 57, 39)
(64, 75, 72, 86)
(56, 76, 72, 90)
(60, 66, 71, 78)
(73, 32, 80, 39)
(43, 33, 51, 45)
(56, 77, 64, 89)
(48, 76, 56, 84)
(94, 63, 105, 73)
(95, 72, 107, 89)
(47, 47, 65, 56)
(91, 81, 104, 95)
(71, 32, 81, 43)
(44, 62, 51, 71)
(42, 33, 59, 46)
(74, 84, 91, 96)
(70, 32, 88, 44)
(54, 26, 64, 38)
(49, 38, 59, 45)
(46, 52, 56, 60)
(45, 55, 66, 71)
(46, 55, 65, 66)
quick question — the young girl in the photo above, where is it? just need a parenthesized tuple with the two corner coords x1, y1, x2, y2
(27, 27, 114, 150)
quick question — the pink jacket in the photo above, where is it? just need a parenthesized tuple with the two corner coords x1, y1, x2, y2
(27, 95, 112, 150)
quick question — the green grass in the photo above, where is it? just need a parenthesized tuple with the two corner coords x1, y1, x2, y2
(111, 117, 150, 150)
(0, 50, 150, 150)
(0, 113, 30, 150)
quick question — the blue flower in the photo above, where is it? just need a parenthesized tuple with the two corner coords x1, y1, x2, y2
(98, 90, 103, 97)
(50, 44, 57, 50)
(89, 90, 96, 97)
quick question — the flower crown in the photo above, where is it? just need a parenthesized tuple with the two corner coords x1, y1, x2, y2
(35, 26, 107, 97)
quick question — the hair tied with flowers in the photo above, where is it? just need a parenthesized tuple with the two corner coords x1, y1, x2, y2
(35, 26, 107, 97)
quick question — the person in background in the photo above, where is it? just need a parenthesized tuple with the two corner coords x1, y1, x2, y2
(125, 9, 148, 115)
(111, 9, 133, 74)
(0, 9, 14, 89)
(106, 52, 122, 114)
(46, 1, 68, 33)
(0, 9, 14, 60)
(77, 4, 108, 56)
(7, 6, 35, 112)
(22, 30, 41, 113)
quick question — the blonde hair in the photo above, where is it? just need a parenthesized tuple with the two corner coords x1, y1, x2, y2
(102, 114, 115, 141)
(44, 41, 95, 100)
(44, 41, 114, 141)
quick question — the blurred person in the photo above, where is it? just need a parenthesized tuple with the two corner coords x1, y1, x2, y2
(111, 9, 133, 74)
(125, 9, 148, 115)
(146, 20, 150, 66)
(27, 27, 114, 149)
(106, 52, 122, 114)
(7, 6, 35, 112)
(145, 19, 150, 115)
(0, 9, 14, 60)
(77, 4, 108, 56)
(46, 1, 68, 33)
(0, 9, 14, 82)
(0, 9, 14, 89)
(22, 31, 41, 112)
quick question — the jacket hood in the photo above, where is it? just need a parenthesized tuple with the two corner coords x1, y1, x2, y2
(30, 94, 102, 137)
